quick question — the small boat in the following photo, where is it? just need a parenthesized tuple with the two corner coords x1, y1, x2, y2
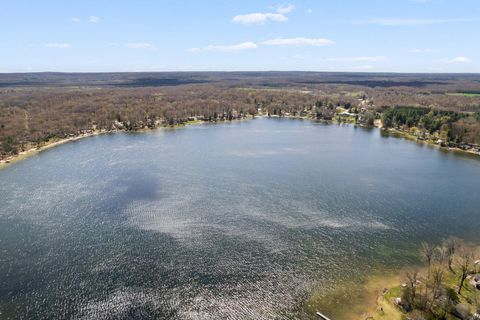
(316, 311, 332, 320)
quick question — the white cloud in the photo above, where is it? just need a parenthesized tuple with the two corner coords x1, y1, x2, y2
(126, 42, 156, 49)
(307, 9, 313, 14)
(293, 54, 312, 60)
(350, 56, 386, 62)
(319, 56, 386, 62)
(188, 42, 258, 52)
(189, 37, 334, 53)
(71, 17, 80, 23)
(89, 16, 100, 23)
(438, 56, 472, 64)
(352, 18, 477, 26)
(411, 48, 433, 53)
(276, 4, 295, 14)
(232, 13, 287, 24)
(261, 37, 334, 46)
(452, 56, 472, 63)
(232, 4, 295, 24)
(43, 43, 71, 48)
(106, 42, 157, 50)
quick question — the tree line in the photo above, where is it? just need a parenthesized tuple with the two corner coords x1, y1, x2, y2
(1, 73, 480, 159)
(381, 107, 480, 145)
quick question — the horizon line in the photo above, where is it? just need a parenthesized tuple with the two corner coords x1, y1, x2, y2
(1, 70, 480, 75)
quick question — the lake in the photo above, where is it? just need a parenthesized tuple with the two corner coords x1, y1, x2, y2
(1, 118, 480, 319)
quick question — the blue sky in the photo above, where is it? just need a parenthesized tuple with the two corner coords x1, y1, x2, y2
(1, 0, 479, 73)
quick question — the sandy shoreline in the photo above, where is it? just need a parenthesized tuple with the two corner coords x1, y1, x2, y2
(357, 272, 405, 320)
(307, 268, 409, 320)
(0, 131, 106, 169)
(0, 118, 248, 169)
(1, 117, 479, 170)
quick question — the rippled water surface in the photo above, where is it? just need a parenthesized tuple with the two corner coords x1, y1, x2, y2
(1, 118, 480, 319)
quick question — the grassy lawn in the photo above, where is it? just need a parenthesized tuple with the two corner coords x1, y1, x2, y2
(446, 92, 480, 97)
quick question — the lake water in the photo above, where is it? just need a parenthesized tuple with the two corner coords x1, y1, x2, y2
(1, 118, 480, 319)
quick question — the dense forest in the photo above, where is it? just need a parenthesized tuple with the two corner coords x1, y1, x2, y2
(381, 107, 480, 145)
(1, 72, 480, 159)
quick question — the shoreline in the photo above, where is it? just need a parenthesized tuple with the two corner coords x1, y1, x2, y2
(358, 271, 407, 320)
(0, 117, 251, 169)
(0, 131, 106, 169)
(307, 267, 413, 320)
(380, 127, 480, 158)
(352, 243, 480, 320)
(2, 116, 479, 169)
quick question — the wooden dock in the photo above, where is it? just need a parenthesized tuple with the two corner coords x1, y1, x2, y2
(316, 311, 332, 320)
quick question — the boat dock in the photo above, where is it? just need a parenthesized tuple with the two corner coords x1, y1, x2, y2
(316, 311, 332, 320)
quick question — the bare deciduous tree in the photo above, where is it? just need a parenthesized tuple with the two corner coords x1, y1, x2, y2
(444, 237, 459, 273)
(428, 267, 444, 312)
(404, 271, 419, 309)
(435, 245, 447, 265)
(457, 246, 473, 294)
(420, 242, 435, 272)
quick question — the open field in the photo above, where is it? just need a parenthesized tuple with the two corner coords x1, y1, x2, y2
(447, 92, 480, 97)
